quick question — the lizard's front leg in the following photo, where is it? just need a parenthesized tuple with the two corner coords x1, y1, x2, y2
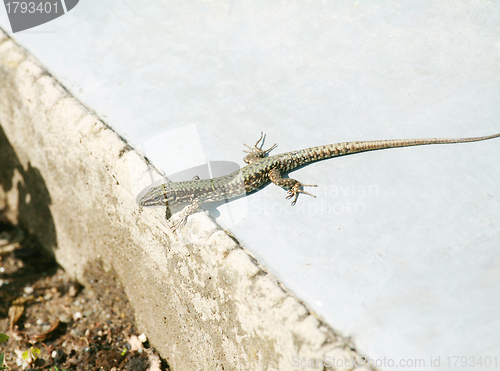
(172, 197, 201, 231)
(268, 168, 318, 205)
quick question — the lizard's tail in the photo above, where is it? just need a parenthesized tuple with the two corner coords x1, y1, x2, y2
(293, 133, 500, 164)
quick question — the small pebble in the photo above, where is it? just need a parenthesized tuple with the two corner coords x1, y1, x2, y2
(138, 333, 147, 343)
(70, 328, 83, 338)
(24, 286, 34, 294)
(12, 332, 23, 341)
(68, 284, 78, 297)
(59, 314, 71, 323)
(73, 311, 83, 321)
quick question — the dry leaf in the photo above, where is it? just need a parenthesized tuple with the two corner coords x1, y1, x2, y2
(8, 298, 26, 331)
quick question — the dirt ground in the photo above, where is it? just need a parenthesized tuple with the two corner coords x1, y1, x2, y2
(0, 214, 170, 371)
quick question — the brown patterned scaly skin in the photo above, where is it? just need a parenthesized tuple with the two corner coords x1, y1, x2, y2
(139, 132, 500, 225)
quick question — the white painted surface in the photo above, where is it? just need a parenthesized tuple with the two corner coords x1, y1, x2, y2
(2, 1, 499, 369)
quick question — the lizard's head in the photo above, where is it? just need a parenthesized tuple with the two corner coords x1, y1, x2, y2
(139, 184, 175, 207)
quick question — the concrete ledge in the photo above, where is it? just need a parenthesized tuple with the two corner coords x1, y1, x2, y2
(0, 29, 373, 371)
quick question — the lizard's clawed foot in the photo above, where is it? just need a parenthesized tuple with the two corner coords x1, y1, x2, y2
(171, 199, 201, 231)
(243, 132, 277, 164)
(286, 183, 318, 205)
(172, 215, 188, 232)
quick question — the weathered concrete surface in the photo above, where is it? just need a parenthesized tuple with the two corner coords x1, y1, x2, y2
(0, 29, 373, 371)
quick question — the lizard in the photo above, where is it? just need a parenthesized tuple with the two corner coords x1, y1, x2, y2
(139, 132, 500, 228)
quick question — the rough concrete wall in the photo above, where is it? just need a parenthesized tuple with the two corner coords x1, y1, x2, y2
(0, 29, 373, 371)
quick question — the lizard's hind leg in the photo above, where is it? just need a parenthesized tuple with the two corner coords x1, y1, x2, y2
(268, 168, 318, 205)
(243, 132, 277, 164)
